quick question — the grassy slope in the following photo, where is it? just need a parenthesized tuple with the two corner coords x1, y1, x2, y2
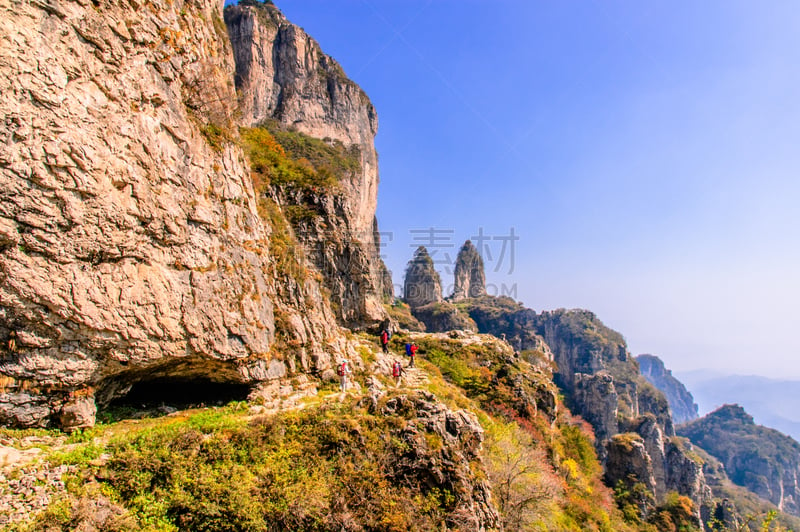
(1, 332, 637, 532)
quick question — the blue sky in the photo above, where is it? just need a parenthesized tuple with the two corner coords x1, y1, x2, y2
(258, 1, 800, 378)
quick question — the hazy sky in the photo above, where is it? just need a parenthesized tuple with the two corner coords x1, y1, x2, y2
(265, 1, 800, 378)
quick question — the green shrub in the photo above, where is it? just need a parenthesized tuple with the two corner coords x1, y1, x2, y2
(241, 125, 355, 192)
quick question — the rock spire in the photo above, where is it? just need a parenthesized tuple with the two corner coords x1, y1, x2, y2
(451, 240, 486, 300)
(403, 247, 443, 309)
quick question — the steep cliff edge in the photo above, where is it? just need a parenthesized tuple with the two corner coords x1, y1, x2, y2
(403, 281, 705, 520)
(0, 0, 385, 430)
(0, 0, 275, 427)
(225, 2, 389, 327)
(637, 354, 698, 424)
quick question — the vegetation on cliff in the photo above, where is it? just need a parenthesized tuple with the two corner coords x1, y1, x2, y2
(5, 396, 481, 531)
(391, 331, 633, 531)
(242, 126, 345, 192)
(678, 404, 800, 519)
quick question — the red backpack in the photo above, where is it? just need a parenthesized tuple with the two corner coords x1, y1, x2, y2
(338, 362, 346, 376)
(392, 362, 401, 377)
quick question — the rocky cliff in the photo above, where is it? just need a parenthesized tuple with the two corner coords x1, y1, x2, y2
(0, 0, 385, 430)
(1, 0, 264, 427)
(637, 354, 698, 424)
(425, 289, 711, 517)
(678, 404, 800, 517)
(225, 1, 388, 327)
(531, 308, 715, 515)
(410, 302, 478, 333)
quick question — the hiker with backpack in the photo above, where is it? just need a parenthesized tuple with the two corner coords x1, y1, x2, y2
(337, 360, 352, 393)
(392, 360, 405, 387)
(379, 328, 390, 354)
(405, 342, 418, 368)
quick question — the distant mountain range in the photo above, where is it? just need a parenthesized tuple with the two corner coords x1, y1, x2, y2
(675, 371, 800, 442)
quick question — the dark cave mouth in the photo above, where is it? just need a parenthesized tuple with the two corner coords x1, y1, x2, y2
(106, 377, 251, 411)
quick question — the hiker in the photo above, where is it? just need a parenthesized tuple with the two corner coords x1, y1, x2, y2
(379, 328, 390, 354)
(337, 359, 352, 392)
(406, 342, 418, 368)
(392, 360, 405, 387)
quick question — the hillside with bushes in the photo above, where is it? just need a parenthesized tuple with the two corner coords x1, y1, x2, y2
(1, 0, 798, 530)
(678, 404, 800, 518)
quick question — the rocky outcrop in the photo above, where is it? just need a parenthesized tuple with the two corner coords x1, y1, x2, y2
(379, 391, 501, 530)
(606, 433, 658, 509)
(525, 308, 719, 516)
(419, 298, 714, 514)
(535, 309, 628, 390)
(637, 354, 698, 424)
(459, 296, 553, 357)
(451, 240, 486, 301)
(412, 302, 477, 333)
(664, 437, 712, 511)
(403, 246, 443, 309)
(225, 2, 388, 327)
(625, 415, 668, 499)
(605, 431, 708, 526)
(0, 0, 365, 429)
(572, 373, 620, 447)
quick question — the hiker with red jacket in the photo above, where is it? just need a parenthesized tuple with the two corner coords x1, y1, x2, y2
(337, 359, 352, 393)
(379, 328, 390, 354)
(392, 360, 405, 387)
(405, 342, 418, 367)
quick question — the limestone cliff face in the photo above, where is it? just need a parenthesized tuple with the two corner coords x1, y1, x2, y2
(451, 240, 486, 301)
(663, 437, 712, 512)
(0, 0, 361, 429)
(225, 3, 387, 327)
(403, 246, 443, 309)
(637, 354, 698, 424)
(572, 373, 620, 446)
(532, 309, 715, 511)
(606, 433, 658, 503)
(414, 295, 712, 512)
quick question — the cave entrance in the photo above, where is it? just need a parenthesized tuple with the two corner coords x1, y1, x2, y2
(97, 357, 254, 421)
(108, 377, 251, 411)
